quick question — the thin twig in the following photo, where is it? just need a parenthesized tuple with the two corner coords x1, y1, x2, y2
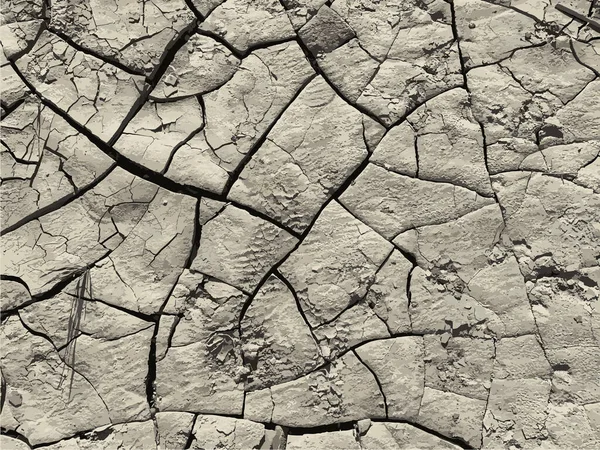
(59, 270, 90, 401)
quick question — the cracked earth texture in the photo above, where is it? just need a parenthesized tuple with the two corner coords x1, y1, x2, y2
(0, 0, 599, 448)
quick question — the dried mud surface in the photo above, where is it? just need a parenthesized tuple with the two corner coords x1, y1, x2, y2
(1, 0, 599, 448)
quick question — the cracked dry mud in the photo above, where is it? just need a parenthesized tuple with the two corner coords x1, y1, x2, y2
(0, 0, 599, 449)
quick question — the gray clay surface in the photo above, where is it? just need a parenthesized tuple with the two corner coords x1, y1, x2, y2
(1, 0, 599, 448)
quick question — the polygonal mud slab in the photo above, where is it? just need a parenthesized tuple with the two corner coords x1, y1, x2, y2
(1, 1, 599, 448)
(50, 0, 196, 77)
(16, 30, 148, 143)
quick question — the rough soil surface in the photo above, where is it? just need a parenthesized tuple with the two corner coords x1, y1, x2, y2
(1, 0, 599, 449)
